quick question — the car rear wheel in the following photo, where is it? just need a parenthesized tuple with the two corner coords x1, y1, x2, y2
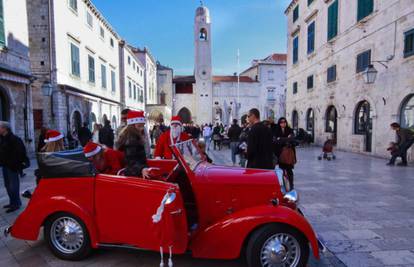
(44, 212, 92, 261)
(246, 224, 309, 267)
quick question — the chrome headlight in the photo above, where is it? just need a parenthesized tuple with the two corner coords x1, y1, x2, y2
(275, 167, 287, 194)
(283, 190, 299, 204)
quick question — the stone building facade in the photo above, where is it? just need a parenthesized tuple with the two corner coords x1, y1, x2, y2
(119, 41, 145, 112)
(285, 0, 414, 160)
(27, 0, 122, 147)
(0, 0, 34, 152)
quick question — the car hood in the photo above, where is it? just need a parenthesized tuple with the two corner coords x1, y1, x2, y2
(192, 163, 282, 227)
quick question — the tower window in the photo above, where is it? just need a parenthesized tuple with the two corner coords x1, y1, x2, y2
(199, 28, 208, 41)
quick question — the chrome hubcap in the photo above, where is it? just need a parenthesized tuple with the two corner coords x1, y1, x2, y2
(51, 217, 84, 254)
(260, 233, 301, 267)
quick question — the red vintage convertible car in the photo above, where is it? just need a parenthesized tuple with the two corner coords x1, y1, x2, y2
(6, 140, 322, 267)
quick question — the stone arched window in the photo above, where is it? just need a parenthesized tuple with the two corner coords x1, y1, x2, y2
(291, 110, 299, 130)
(177, 107, 192, 124)
(354, 100, 372, 135)
(199, 28, 208, 41)
(306, 108, 314, 132)
(89, 113, 97, 131)
(325, 106, 337, 133)
(111, 115, 117, 130)
(400, 94, 414, 129)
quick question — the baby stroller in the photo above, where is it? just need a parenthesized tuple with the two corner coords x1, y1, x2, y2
(318, 139, 336, 160)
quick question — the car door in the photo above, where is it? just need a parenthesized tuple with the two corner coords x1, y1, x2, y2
(94, 174, 188, 253)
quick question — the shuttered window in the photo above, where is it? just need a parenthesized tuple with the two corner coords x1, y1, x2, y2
(357, 0, 373, 21)
(293, 82, 298, 94)
(101, 64, 107, 89)
(307, 21, 315, 54)
(293, 6, 299, 23)
(404, 29, 414, 58)
(293, 36, 299, 64)
(111, 70, 116, 92)
(307, 75, 314, 90)
(0, 0, 5, 47)
(327, 65, 337, 83)
(133, 84, 137, 100)
(69, 0, 78, 12)
(88, 55, 95, 83)
(128, 81, 132, 98)
(327, 0, 338, 41)
(356, 50, 371, 73)
(70, 43, 80, 77)
(308, 0, 314, 6)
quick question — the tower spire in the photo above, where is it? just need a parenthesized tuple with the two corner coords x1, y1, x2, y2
(200, 0, 203, 6)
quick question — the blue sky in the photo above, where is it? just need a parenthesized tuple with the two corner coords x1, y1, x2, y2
(93, 0, 291, 75)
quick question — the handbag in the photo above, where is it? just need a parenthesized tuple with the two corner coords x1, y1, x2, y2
(279, 146, 296, 165)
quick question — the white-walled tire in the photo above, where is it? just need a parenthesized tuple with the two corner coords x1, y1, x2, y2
(44, 212, 92, 261)
(246, 224, 309, 267)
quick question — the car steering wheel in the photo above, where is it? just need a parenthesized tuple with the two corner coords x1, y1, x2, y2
(165, 164, 182, 182)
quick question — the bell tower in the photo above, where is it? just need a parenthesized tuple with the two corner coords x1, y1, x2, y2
(194, 3, 213, 124)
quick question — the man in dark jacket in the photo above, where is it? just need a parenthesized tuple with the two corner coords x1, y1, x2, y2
(228, 119, 242, 165)
(78, 122, 92, 147)
(0, 121, 25, 212)
(246, 109, 274, 169)
(99, 120, 115, 148)
(388, 122, 414, 166)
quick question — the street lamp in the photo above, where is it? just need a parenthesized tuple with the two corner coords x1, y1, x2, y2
(363, 64, 378, 84)
(41, 81, 53, 96)
(41, 81, 55, 118)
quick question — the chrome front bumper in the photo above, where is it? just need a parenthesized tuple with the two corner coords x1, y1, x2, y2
(4, 226, 11, 237)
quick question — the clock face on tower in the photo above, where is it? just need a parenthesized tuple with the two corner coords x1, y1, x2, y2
(198, 66, 210, 80)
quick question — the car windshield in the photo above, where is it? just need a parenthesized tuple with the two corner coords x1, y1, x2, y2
(171, 140, 204, 171)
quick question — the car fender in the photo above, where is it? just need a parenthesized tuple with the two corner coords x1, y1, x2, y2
(189, 204, 319, 260)
(11, 197, 99, 248)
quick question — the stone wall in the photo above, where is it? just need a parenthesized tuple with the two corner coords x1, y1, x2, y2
(285, 0, 414, 160)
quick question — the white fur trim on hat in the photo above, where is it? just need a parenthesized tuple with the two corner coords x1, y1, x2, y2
(84, 146, 102, 158)
(44, 134, 64, 143)
(127, 117, 146, 125)
(171, 120, 182, 125)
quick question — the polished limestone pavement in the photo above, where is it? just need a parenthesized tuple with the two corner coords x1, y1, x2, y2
(1, 146, 413, 266)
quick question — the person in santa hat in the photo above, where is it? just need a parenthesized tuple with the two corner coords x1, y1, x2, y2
(116, 110, 158, 178)
(41, 130, 65, 152)
(154, 116, 190, 159)
(83, 142, 125, 175)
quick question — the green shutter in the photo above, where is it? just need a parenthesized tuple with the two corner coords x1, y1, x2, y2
(328, 0, 338, 41)
(0, 0, 5, 47)
(358, 0, 373, 21)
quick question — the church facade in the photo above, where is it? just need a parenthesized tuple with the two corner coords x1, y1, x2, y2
(172, 4, 287, 126)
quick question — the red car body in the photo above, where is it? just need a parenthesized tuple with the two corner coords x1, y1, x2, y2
(9, 140, 320, 264)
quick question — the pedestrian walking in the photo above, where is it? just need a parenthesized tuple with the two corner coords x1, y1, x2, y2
(228, 119, 242, 166)
(273, 117, 297, 189)
(387, 122, 414, 166)
(202, 124, 212, 151)
(92, 123, 100, 143)
(213, 123, 222, 150)
(239, 122, 250, 167)
(99, 119, 115, 148)
(0, 121, 28, 213)
(246, 108, 274, 170)
(78, 122, 92, 147)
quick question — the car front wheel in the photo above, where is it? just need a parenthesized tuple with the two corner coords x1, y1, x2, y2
(44, 212, 92, 261)
(246, 224, 309, 267)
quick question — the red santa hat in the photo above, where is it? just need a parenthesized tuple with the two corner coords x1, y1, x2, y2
(83, 142, 102, 158)
(171, 116, 182, 125)
(127, 110, 146, 125)
(44, 130, 64, 143)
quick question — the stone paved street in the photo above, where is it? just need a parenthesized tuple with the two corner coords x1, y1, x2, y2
(1, 146, 413, 266)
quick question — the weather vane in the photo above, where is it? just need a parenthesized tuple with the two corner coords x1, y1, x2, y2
(200, 0, 204, 6)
